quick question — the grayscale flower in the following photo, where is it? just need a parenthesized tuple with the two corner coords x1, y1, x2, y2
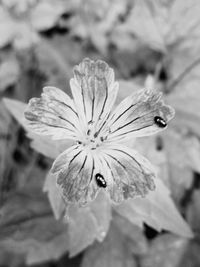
(24, 58, 175, 204)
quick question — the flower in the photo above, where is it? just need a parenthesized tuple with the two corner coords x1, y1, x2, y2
(24, 58, 175, 205)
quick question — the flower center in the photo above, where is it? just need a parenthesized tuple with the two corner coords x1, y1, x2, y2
(85, 129, 104, 150)
(77, 121, 106, 150)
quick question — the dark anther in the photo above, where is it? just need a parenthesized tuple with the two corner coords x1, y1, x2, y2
(100, 136, 104, 142)
(154, 116, 167, 128)
(77, 141, 82, 145)
(94, 132, 98, 138)
(95, 173, 107, 188)
(88, 120, 93, 125)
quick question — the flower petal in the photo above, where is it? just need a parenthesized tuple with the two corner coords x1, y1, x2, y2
(70, 58, 119, 133)
(99, 144, 156, 203)
(51, 145, 102, 204)
(104, 88, 175, 142)
(24, 86, 81, 140)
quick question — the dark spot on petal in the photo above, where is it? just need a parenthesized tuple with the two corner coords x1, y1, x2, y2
(95, 173, 107, 188)
(88, 120, 93, 125)
(154, 116, 167, 128)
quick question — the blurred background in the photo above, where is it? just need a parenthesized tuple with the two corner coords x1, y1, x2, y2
(0, 0, 200, 266)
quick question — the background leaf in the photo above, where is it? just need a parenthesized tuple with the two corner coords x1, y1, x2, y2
(115, 179, 193, 238)
(0, 190, 69, 265)
(81, 223, 137, 267)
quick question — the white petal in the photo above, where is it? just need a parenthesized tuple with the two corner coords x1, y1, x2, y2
(51, 145, 102, 204)
(70, 58, 119, 133)
(103, 88, 175, 142)
(99, 144, 156, 203)
(24, 86, 82, 140)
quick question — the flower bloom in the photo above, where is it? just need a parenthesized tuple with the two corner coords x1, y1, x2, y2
(24, 58, 175, 204)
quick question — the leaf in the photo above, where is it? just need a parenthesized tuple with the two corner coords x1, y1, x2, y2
(116, 80, 141, 106)
(187, 190, 200, 233)
(3, 98, 27, 129)
(115, 179, 193, 238)
(113, 213, 148, 255)
(43, 172, 66, 220)
(164, 130, 200, 173)
(30, 1, 63, 31)
(168, 82, 200, 136)
(67, 191, 112, 257)
(3, 98, 70, 159)
(45, 172, 112, 256)
(134, 132, 195, 199)
(81, 223, 137, 267)
(0, 58, 20, 92)
(141, 234, 188, 267)
(67, 206, 100, 257)
(0, 102, 16, 203)
(0, 191, 69, 265)
(0, 7, 14, 48)
(89, 191, 112, 242)
(112, 0, 166, 52)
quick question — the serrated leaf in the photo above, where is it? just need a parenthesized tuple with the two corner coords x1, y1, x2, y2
(164, 130, 200, 173)
(30, 1, 63, 31)
(141, 234, 188, 267)
(113, 0, 166, 52)
(0, 191, 69, 264)
(67, 192, 112, 257)
(115, 179, 193, 238)
(0, 7, 14, 48)
(0, 59, 20, 92)
(114, 213, 148, 255)
(168, 82, 200, 136)
(81, 224, 137, 267)
(43, 172, 66, 220)
(89, 191, 112, 242)
(67, 206, 100, 257)
(187, 190, 200, 233)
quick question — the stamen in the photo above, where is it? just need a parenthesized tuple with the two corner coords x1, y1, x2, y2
(88, 120, 94, 125)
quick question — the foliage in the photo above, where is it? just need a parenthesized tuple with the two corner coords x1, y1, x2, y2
(1, 0, 200, 267)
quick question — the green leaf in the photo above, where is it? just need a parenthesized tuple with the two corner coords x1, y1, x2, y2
(0, 58, 20, 92)
(67, 206, 100, 257)
(89, 191, 112, 242)
(115, 179, 193, 238)
(30, 1, 63, 31)
(81, 224, 137, 267)
(0, 102, 15, 203)
(43, 172, 66, 220)
(45, 172, 112, 256)
(113, 213, 148, 255)
(0, 191, 69, 265)
(187, 190, 200, 233)
(0, 7, 14, 48)
(164, 130, 200, 173)
(168, 82, 200, 136)
(67, 192, 111, 257)
(141, 234, 188, 267)
(112, 0, 166, 52)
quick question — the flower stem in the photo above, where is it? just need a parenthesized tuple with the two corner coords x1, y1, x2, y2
(166, 56, 200, 93)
